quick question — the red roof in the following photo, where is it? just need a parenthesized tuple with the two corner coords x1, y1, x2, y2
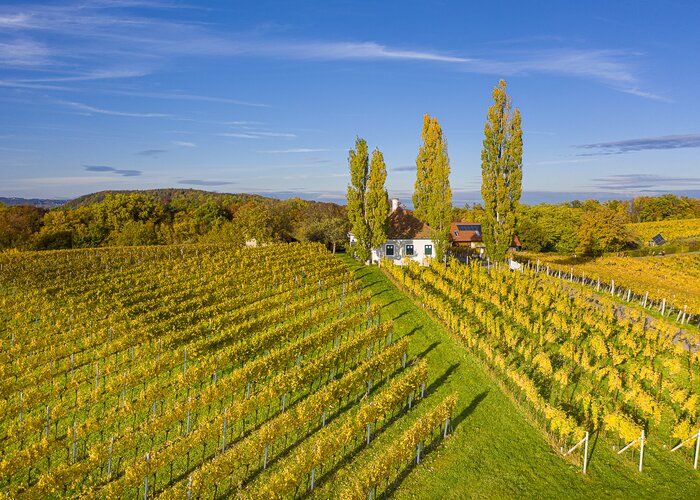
(449, 221, 521, 248)
(449, 222, 482, 243)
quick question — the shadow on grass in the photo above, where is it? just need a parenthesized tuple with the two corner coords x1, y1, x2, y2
(415, 341, 440, 359)
(392, 310, 409, 321)
(424, 363, 459, 396)
(453, 390, 489, 430)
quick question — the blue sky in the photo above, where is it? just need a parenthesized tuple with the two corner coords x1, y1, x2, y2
(1, 0, 699, 205)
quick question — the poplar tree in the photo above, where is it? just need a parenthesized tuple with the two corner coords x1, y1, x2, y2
(481, 80, 523, 262)
(366, 148, 389, 250)
(347, 137, 370, 263)
(413, 114, 452, 261)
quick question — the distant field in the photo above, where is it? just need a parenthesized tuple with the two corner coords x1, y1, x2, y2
(0, 243, 454, 498)
(629, 218, 700, 242)
(522, 252, 700, 315)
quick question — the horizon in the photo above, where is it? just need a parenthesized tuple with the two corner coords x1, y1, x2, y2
(1, 1, 699, 202)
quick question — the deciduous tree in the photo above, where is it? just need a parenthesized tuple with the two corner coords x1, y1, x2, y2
(481, 80, 522, 262)
(413, 114, 452, 261)
(347, 137, 371, 262)
(366, 148, 389, 250)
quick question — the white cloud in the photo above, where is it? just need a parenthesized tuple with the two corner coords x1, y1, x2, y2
(172, 140, 196, 147)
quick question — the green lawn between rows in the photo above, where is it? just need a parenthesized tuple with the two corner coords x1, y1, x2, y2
(336, 255, 700, 499)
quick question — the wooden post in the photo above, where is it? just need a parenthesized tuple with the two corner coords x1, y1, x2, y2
(661, 298, 666, 315)
(611, 279, 615, 295)
(643, 291, 648, 308)
(639, 430, 645, 472)
(583, 431, 589, 474)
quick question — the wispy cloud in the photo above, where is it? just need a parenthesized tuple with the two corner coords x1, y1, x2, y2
(137, 149, 166, 156)
(219, 131, 297, 139)
(392, 165, 415, 172)
(590, 174, 700, 191)
(84, 165, 141, 176)
(0, 39, 51, 66)
(172, 140, 196, 147)
(178, 179, 235, 186)
(0, 2, 663, 100)
(260, 148, 328, 153)
(577, 134, 700, 155)
(58, 99, 170, 118)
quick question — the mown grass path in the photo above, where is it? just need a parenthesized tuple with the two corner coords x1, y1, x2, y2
(340, 255, 700, 499)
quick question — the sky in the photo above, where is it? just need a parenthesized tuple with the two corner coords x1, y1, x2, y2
(1, 0, 699, 205)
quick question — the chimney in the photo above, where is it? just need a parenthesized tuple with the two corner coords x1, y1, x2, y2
(390, 198, 400, 212)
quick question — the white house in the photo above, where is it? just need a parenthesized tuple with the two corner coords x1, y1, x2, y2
(350, 199, 437, 266)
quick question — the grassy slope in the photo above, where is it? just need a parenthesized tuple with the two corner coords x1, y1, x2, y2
(339, 255, 700, 499)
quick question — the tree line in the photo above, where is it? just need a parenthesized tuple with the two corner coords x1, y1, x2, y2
(0, 189, 349, 252)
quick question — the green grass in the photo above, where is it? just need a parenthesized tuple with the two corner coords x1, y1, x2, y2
(338, 255, 700, 499)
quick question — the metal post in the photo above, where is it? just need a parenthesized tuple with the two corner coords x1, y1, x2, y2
(144, 452, 150, 500)
(264, 444, 269, 469)
(108, 435, 114, 476)
(443, 418, 449, 438)
(416, 442, 421, 464)
(695, 429, 700, 470)
(45, 406, 50, 438)
(221, 417, 227, 452)
(367, 423, 371, 444)
(72, 421, 77, 463)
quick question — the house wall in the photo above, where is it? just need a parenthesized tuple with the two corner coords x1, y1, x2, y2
(372, 239, 436, 266)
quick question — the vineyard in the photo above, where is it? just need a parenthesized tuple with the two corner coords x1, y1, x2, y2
(383, 258, 700, 477)
(629, 218, 700, 242)
(0, 243, 455, 498)
(520, 252, 700, 316)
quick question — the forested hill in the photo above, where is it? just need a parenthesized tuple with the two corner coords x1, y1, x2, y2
(0, 188, 348, 251)
(61, 188, 268, 209)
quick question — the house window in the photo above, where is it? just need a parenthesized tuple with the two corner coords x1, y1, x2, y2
(405, 244, 414, 256)
(424, 244, 433, 256)
(386, 244, 395, 256)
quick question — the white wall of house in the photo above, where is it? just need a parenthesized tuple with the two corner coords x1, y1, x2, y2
(372, 239, 436, 266)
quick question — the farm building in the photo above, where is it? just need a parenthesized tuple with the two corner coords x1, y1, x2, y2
(649, 233, 666, 246)
(349, 199, 437, 265)
(351, 199, 522, 265)
(449, 221, 521, 260)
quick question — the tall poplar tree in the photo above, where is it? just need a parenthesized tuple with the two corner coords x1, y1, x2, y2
(413, 114, 452, 261)
(366, 148, 389, 250)
(481, 80, 523, 262)
(347, 138, 389, 264)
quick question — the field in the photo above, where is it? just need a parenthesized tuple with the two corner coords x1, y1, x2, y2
(520, 252, 700, 316)
(0, 243, 455, 498)
(2, 243, 700, 498)
(629, 218, 700, 242)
